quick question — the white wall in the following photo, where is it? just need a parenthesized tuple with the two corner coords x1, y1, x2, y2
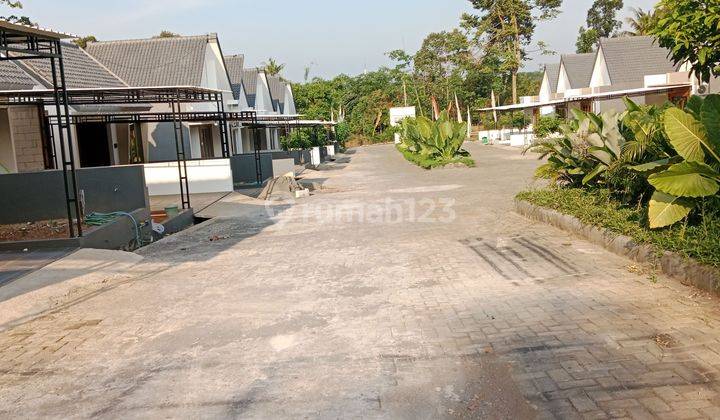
(589, 48, 610, 88)
(143, 159, 233, 196)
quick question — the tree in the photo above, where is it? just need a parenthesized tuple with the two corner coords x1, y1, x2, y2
(576, 27, 599, 53)
(0, 0, 33, 26)
(650, 0, 720, 83)
(261, 58, 285, 77)
(576, 0, 624, 53)
(621, 7, 656, 36)
(73, 35, 97, 49)
(413, 30, 471, 114)
(155, 30, 180, 38)
(462, 0, 562, 104)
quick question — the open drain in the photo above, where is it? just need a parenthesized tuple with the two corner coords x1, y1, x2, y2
(462, 236, 586, 281)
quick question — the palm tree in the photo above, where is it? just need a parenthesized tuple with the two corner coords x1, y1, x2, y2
(622, 7, 656, 36)
(262, 58, 286, 77)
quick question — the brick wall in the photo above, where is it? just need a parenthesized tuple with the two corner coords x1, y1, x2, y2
(9, 106, 45, 173)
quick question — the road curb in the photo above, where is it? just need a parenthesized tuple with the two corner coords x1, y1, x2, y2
(514, 199, 720, 295)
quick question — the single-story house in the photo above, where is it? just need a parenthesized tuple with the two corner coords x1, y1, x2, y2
(86, 34, 235, 162)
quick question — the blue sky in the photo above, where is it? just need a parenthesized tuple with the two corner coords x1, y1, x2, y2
(18, 0, 658, 82)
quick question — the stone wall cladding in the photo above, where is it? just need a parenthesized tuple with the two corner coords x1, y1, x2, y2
(515, 199, 720, 295)
(9, 106, 45, 173)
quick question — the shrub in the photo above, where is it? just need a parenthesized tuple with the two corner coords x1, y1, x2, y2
(533, 115, 561, 139)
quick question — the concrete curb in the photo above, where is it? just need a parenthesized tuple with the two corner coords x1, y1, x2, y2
(514, 199, 720, 295)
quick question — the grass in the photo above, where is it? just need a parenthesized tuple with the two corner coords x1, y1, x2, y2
(398, 147, 475, 170)
(517, 187, 720, 268)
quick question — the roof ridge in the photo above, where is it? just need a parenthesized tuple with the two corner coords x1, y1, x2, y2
(88, 34, 213, 46)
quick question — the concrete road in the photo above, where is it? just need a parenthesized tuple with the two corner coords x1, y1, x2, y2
(2, 143, 720, 419)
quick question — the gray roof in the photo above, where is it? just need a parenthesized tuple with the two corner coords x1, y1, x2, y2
(86, 35, 212, 87)
(224, 55, 245, 100)
(19, 41, 126, 89)
(544, 63, 560, 93)
(560, 53, 596, 89)
(267, 75, 286, 113)
(242, 68, 258, 107)
(599, 36, 678, 88)
(0, 61, 36, 90)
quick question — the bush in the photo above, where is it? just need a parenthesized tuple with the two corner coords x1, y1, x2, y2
(335, 122, 351, 145)
(533, 115, 561, 139)
(517, 187, 720, 268)
(281, 128, 331, 150)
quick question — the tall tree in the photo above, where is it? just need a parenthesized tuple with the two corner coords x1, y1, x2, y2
(262, 58, 286, 77)
(576, 0, 624, 53)
(413, 29, 471, 112)
(0, 0, 33, 26)
(462, 0, 562, 104)
(621, 7, 656, 36)
(650, 0, 720, 83)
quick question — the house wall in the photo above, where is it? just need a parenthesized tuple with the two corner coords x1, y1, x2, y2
(589, 48, 610, 88)
(0, 165, 149, 224)
(8, 106, 45, 173)
(557, 63, 571, 94)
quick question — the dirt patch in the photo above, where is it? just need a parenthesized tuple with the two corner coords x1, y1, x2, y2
(0, 220, 90, 243)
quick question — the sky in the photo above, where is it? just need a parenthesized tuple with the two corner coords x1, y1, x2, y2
(16, 0, 659, 82)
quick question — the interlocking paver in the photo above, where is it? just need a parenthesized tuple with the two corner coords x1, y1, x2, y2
(1, 144, 720, 418)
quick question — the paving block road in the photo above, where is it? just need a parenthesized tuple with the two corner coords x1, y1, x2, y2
(2, 143, 720, 419)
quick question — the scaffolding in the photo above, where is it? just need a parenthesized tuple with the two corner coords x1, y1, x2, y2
(0, 83, 257, 228)
(0, 21, 83, 237)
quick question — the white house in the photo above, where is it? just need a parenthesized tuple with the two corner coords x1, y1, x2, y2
(538, 63, 560, 115)
(86, 34, 236, 162)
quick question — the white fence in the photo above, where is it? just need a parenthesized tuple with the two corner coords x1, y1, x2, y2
(144, 159, 234, 196)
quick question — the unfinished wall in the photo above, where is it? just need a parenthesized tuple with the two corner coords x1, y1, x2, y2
(0, 109, 16, 173)
(9, 106, 45, 173)
(0, 165, 149, 224)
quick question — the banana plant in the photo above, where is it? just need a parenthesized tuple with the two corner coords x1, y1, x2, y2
(638, 95, 720, 228)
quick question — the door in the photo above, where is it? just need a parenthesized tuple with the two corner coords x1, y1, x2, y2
(76, 123, 111, 168)
(199, 126, 215, 158)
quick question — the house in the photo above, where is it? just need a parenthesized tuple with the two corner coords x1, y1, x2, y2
(588, 36, 687, 112)
(0, 41, 136, 173)
(226, 64, 280, 152)
(86, 34, 235, 161)
(267, 75, 296, 116)
(557, 53, 596, 99)
(538, 63, 560, 115)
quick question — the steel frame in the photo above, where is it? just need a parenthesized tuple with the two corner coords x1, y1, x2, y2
(0, 27, 82, 237)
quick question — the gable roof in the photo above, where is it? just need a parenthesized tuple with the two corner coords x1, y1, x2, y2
(224, 54, 245, 100)
(598, 36, 678, 87)
(0, 61, 37, 90)
(267, 75, 286, 113)
(85, 35, 212, 87)
(543, 63, 561, 93)
(17, 41, 126, 89)
(242, 68, 259, 107)
(560, 53, 596, 89)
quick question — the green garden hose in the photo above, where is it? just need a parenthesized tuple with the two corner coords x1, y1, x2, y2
(85, 211, 143, 247)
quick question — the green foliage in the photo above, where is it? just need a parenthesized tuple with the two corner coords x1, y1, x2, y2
(399, 111, 471, 167)
(280, 128, 329, 151)
(262, 58, 285, 77)
(398, 146, 475, 170)
(576, 27, 599, 54)
(650, 0, 720, 83)
(534, 115, 561, 139)
(334, 122, 350, 145)
(0, 0, 33, 25)
(462, 0, 562, 102)
(73, 35, 98, 49)
(637, 96, 720, 228)
(622, 7, 657, 36)
(155, 31, 181, 38)
(517, 187, 720, 268)
(527, 108, 625, 186)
